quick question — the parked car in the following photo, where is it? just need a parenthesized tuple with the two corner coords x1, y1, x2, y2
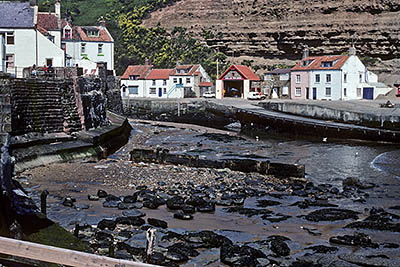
(203, 91, 216, 98)
(247, 91, 266, 100)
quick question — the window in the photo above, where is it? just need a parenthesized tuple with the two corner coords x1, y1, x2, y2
(359, 74, 363, 83)
(149, 88, 156, 94)
(344, 73, 347, 83)
(357, 88, 361, 97)
(163, 88, 167, 94)
(152, 80, 156, 86)
(6, 32, 14, 45)
(64, 29, 71, 39)
(325, 87, 331, 97)
(315, 74, 320, 83)
(163, 80, 167, 86)
(129, 75, 138, 80)
(344, 88, 347, 97)
(296, 75, 301, 83)
(5, 54, 14, 69)
(48, 36, 55, 43)
(295, 87, 301, 96)
(128, 86, 138, 95)
(46, 58, 53, 67)
(81, 43, 86, 54)
(98, 44, 103, 55)
(173, 78, 177, 83)
(282, 86, 289, 95)
(61, 43, 66, 50)
(186, 78, 191, 84)
(264, 74, 272, 81)
(321, 61, 333, 68)
(86, 29, 99, 37)
(326, 74, 331, 83)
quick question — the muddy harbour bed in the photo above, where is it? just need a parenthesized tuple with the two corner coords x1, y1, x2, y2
(17, 119, 400, 266)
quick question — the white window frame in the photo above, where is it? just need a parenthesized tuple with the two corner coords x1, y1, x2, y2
(98, 44, 103, 55)
(325, 87, 331, 97)
(326, 74, 331, 83)
(344, 73, 347, 83)
(186, 77, 191, 84)
(173, 78, 177, 83)
(296, 74, 301, 84)
(344, 88, 347, 97)
(357, 88, 362, 97)
(149, 88, 156, 94)
(5, 54, 14, 69)
(128, 86, 139, 95)
(81, 43, 86, 54)
(6, 32, 14, 45)
(295, 87, 301, 96)
(315, 74, 320, 83)
(359, 74, 363, 83)
(163, 80, 167, 86)
(152, 80, 156, 86)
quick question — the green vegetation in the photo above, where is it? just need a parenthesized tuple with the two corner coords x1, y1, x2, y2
(30, 0, 229, 78)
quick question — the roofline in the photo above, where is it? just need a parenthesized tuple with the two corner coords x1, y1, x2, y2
(219, 65, 249, 80)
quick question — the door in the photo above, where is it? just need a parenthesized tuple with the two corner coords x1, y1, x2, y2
(363, 87, 374, 100)
(312, 88, 317, 100)
(158, 88, 162, 97)
(306, 87, 309, 99)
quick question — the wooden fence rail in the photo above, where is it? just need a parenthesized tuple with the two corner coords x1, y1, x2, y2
(0, 236, 158, 267)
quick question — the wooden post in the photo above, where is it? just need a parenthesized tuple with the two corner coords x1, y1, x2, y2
(146, 228, 156, 264)
(40, 190, 49, 216)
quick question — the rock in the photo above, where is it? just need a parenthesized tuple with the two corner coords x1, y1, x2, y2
(305, 245, 338, 254)
(343, 177, 375, 190)
(147, 218, 168, 229)
(74, 204, 89, 210)
(97, 190, 108, 198)
(329, 232, 378, 248)
(168, 243, 199, 257)
(167, 196, 185, 210)
(174, 212, 193, 220)
(116, 216, 145, 226)
(106, 194, 121, 202)
(216, 199, 232, 206)
(345, 221, 400, 232)
(165, 251, 189, 262)
(220, 241, 266, 266)
(256, 199, 281, 207)
(185, 231, 231, 248)
(148, 252, 166, 265)
(123, 195, 137, 203)
(122, 209, 146, 218)
(270, 239, 290, 256)
(305, 208, 359, 222)
(339, 254, 400, 267)
(225, 206, 273, 217)
(197, 202, 215, 212)
(103, 200, 120, 208)
(98, 219, 117, 230)
(114, 250, 133, 260)
(389, 206, 400, 210)
(95, 230, 113, 241)
(182, 205, 196, 214)
(291, 199, 338, 209)
(62, 197, 75, 207)
(88, 195, 99, 201)
(186, 196, 207, 207)
(118, 203, 138, 210)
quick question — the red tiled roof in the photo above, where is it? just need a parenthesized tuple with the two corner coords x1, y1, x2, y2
(219, 65, 260, 81)
(121, 65, 152, 79)
(76, 26, 113, 42)
(200, 82, 212, 87)
(37, 13, 59, 30)
(147, 69, 173, 80)
(37, 25, 49, 36)
(291, 55, 349, 71)
(171, 64, 200, 76)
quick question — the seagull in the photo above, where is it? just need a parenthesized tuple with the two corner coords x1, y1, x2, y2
(355, 152, 359, 157)
(256, 136, 259, 142)
(322, 137, 328, 142)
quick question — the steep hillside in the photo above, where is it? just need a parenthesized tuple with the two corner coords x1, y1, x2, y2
(143, 0, 400, 82)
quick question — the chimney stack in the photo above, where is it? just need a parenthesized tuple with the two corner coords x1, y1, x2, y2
(302, 46, 309, 59)
(55, 0, 61, 29)
(29, 0, 37, 7)
(349, 46, 356, 56)
(99, 16, 106, 28)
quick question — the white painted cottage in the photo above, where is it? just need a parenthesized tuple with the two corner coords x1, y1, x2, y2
(0, 1, 65, 77)
(290, 47, 391, 100)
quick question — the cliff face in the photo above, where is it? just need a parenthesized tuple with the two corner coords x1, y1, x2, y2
(143, 0, 400, 83)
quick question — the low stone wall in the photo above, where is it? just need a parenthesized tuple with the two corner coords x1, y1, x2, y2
(0, 74, 12, 144)
(130, 148, 305, 178)
(260, 102, 400, 130)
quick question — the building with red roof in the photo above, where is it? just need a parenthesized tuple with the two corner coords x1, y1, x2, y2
(120, 64, 212, 98)
(216, 65, 260, 99)
(290, 47, 390, 100)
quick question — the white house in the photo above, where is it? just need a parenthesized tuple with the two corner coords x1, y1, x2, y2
(290, 47, 391, 100)
(0, 1, 65, 77)
(61, 20, 114, 75)
(120, 65, 152, 98)
(120, 64, 212, 98)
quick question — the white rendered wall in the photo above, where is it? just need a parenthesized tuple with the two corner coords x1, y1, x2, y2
(341, 55, 366, 100)
(216, 80, 223, 99)
(0, 34, 4, 72)
(37, 30, 64, 67)
(309, 70, 342, 100)
(243, 80, 250, 99)
(120, 79, 147, 98)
